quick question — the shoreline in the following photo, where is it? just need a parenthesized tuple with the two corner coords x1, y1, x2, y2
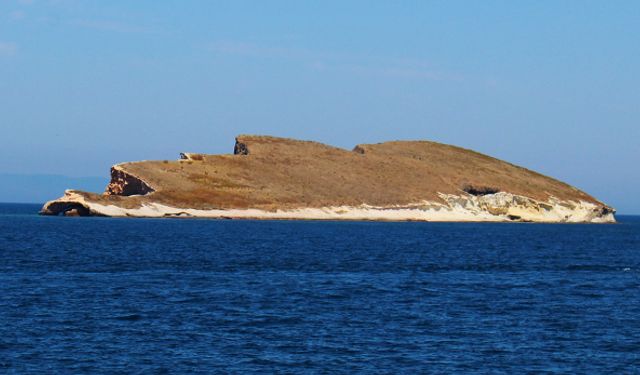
(40, 191, 616, 223)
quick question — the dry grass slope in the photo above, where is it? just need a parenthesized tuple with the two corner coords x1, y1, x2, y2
(74, 135, 605, 211)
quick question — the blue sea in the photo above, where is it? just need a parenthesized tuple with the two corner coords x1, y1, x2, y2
(1, 203, 639, 373)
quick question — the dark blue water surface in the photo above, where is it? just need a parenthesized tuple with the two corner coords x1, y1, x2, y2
(1, 203, 639, 373)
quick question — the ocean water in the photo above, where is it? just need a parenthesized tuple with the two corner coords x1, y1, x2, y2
(1, 203, 639, 373)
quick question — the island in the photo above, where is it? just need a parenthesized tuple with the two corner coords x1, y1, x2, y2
(40, 135, 615, 222)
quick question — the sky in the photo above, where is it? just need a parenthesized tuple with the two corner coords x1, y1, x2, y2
(0, 1, 638, 213)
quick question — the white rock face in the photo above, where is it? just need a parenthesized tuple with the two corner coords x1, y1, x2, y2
(41, 190, 615, 223)
(437, 192, 615, 223)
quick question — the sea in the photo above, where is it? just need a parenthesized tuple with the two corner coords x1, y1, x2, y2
(0, 203, 639, 373)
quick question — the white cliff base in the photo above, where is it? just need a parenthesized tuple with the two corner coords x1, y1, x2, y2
(41, 191, 615, 223)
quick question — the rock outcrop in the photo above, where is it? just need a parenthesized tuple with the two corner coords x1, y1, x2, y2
(40, 135, 615, 222)
(105, 165, 154, 196)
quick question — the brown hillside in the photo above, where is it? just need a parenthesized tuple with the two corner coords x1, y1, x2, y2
(74, 135, 603, 211)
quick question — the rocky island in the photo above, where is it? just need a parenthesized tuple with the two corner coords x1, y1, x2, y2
(41, 135, 615, 222)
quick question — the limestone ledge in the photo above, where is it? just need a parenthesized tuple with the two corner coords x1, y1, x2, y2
(40, 190, 615, 223)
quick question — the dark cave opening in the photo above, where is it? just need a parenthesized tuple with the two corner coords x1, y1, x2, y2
(462, 184, 501, 196)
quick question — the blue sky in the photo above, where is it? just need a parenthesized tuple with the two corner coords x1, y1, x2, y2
(1, 1, 638, 212)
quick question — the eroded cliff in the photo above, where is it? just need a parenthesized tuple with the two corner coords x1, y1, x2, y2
(105, 165, 155, 196)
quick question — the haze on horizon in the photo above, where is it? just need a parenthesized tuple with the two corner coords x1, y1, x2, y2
(0, 1, 638, 213)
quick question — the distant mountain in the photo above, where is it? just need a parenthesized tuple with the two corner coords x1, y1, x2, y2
(0, 173, 107, 204)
